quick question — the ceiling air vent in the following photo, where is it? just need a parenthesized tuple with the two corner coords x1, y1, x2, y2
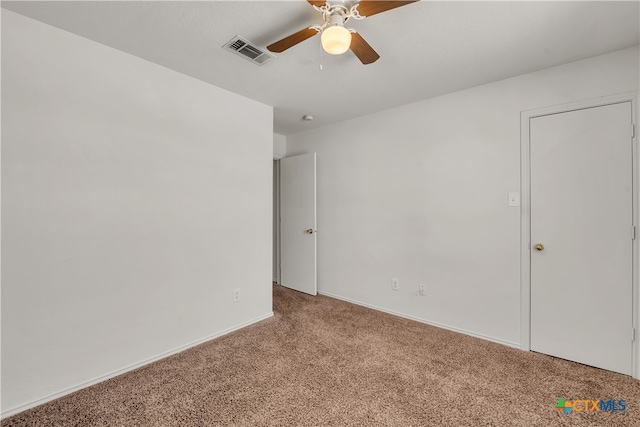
(223, 36, 275, 66)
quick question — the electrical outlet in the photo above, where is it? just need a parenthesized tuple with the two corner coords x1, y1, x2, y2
(392, 278, 400, 291)
(233, 288, 241, 302)
(417, 284, 425, 296)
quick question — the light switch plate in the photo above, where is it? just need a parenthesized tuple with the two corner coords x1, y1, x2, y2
(508, 192, 520, 207)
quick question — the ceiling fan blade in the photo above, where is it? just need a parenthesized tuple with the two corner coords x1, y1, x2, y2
(267, 28, 319, 53)
(349, 32, 380, 65)
(307, 0, 327, 6)
(355, 0, 419, 18)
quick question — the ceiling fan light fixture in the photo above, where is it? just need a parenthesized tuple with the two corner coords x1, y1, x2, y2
(321, 24, 351, 55)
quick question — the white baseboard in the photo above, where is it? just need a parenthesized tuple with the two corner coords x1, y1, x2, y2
(318, 290, 520, 349)
(1, 312, 274, 419)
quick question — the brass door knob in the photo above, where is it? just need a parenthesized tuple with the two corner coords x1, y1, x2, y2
(306, 229, 314, 234)
(535, 243, 544, 251)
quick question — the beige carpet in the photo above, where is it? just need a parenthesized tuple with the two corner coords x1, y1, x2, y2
(3, 284, 639, 426)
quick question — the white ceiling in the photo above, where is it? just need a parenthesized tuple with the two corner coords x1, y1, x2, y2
(3, 1, 639, 135)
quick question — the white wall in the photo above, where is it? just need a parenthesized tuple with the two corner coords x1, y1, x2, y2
(273, 133, 286, 159)
(1, 10, 273, 415)
(287, 47, 640, 348)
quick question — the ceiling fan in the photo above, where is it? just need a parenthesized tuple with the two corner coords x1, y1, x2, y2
(267, 0, 419, 65)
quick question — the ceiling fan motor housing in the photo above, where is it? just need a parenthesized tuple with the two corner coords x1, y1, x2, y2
(327, 11, 347, 27)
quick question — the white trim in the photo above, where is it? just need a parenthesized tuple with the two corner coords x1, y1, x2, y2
(318, 291, 520, 349)
(312, 153, 317, 296)
(277, 159, 281, 285)
(273, 159, 281, 284)
(520, 91, 639, 378)
(0, 312, 274, 419)
(520, 109, 532, 352)
(632, 95, 639, 380)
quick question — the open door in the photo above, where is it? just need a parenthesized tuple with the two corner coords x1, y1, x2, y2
(280, 153, 317, 295)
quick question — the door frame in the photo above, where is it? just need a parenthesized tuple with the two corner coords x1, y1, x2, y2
(273, 159, 281, 284)
(520, 91, 639, 378)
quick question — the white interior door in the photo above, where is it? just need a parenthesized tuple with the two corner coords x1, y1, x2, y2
(280, 153, 317, 295)
(530, 102, 633, 375)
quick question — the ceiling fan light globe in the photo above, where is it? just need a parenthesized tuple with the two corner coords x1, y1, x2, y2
(321, 25, 351, 55)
